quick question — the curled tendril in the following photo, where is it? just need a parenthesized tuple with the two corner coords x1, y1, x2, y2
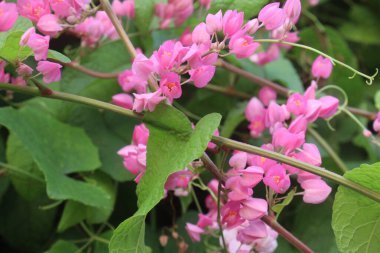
(348, 72, 357, 79)
(365, 68, 379, 85)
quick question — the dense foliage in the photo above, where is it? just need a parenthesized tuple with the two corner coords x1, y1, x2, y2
(0, 0, 380, 253)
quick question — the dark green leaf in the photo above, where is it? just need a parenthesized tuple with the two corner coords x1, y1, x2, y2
(210, 0, 268, 18)
(45, 240, 79, 253)
(332, 163, 380, 253)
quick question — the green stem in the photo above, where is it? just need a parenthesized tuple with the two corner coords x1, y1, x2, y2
(308, 127, 348, 173)
(190, 185, 203, 213)
(254, 39, 378, 85)
(217, 181, 228, 253)
(1, 83, 380, 203)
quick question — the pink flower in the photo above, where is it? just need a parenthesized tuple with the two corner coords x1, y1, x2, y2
(298, 143, 322, 166)
(112, 0, 135, 18)
(374, 112, 380, 133)
(222, 10, 244, 38)
(288, 116, 308, 134)
(254, 225, 278, 252)
(311, 56, 333, 79)
(192, 22, 211, 45)
(132, 90, 166, 112)
(265, 101, 289, 127)
(189, 65, 215, 88)
(229, 152, 248, 170)
(258, 3, 286, 30)
(363, 129, 372, 138)
(248, 115, 266, 138)
(308, 0, 319, 6)
(225, 176, 253, 201)
(132, 54, 155, 81)
(197, 214, 213, 228)
(221, 201, 244, 228)
(112, 93, 134, 110)
(26, 32, 50, 61)
(207, 128, 219, 150)
(259, 87, 277, 106)
(17, 0, 50, 22)
(118, 70, 147, 93)
(179, 27, 192, 46)
(272, 127, 305, 154)
(318, 96, 339, 118)
(11, 77, 27, 86)
(305, 99, 322, 122)
(165, 169, 193, 196)
(17, 64, 33, 76)
(247, 145, 277, 171)
(199, 0, 211, 9)
(185, 223, 204, 242)
(239, 198, 268, 220)
(160, 72, 182, 103)
(37, 14, 63, 37)
(237, 220, 268, 244)
(229, 34, 260, 59)
(205, 10, 222, 34)
(20, 27, 35, 46)
(245, 97, 265, 122)
(283, 0, 302, 24)
(286, 93, 307, 116)
(0, 61, 10, 83)
(118, 144, 146, 183)
(250, 44, 280, 65)
(263, 164, 291, 194)
(301, 179, 332, 204)
(238, 166, 264, 188)
(0, 2, 18, 32)
(132, 124, 149, 145)
(36, 61, 62, 84)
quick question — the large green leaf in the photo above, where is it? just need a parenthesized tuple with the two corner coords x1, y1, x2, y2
(332, 163, 380, 253)
(109, 104, 221, 252)
(210, 0, 268, 18)
(134, 0, 156, 33)
(45, 240, 79, 253)
(0, 17, 33, 64)
(0, 107, 111, 208)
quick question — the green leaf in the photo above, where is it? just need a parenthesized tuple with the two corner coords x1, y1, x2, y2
(374, 90, 380, 110)
(134, 0, 156, 33)
(0, 17, 33, 64)
(0, 107, 111, 208)
(220, 102, 247, 138)
(272, 188, 296, 218)
(332, 163, 380, 253)
(0, 187, 56, 253)
(109, 104, 221, 252)
(45, 240, 79, 253)
(210, 0, 268, 18)
(58, 172, 117, 232)
(264, 56, 304, 92)
(48, 50, 71, 63)
(6, 133, 46, 201)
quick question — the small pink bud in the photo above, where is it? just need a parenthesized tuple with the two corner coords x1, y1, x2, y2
(205, 10, 223, 34)
(309, 0, 319, 6)
(36, 61, 62, 84)
(20, 27, 36, 47)
(17, 64, 33, 76)
(199, 0, 211, 10)
(37, 14, 63, 37)
(266, 101, 289, 127)
(229, 34, 260, 59)
(192, 22, 211, 45)
(283, 0, 302, 24)
(185, 223, 204, 242)
(189, 65, 215, 88)
(258, 3, 286, 30)
(132, 124, 149, 145)
(229, 151, 248, 170)
(222, 10, 244, 38)
(305, 99, 322, 122)
(243, 18, 259, 34)
(0, 2, 18, 32)
(318, 96, 339, 119)
(179, 27, 192, 46)
(301, 179, 332, 204)
(237, 220, 268, 244)
(272, 127, 304, 154)
(159, 235, 168, 247)
(245, 97, 265, 122)
(250, 44, 280, 65)
(363, 129, 372, 138)
(373, 112, 380, 133)
(112, 93, 134, 110)
(288, 116, 307, 134)
(259, 87, 277, 106)
(311, 56, 333, 79)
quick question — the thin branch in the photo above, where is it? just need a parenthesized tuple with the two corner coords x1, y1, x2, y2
(218, 60, 377, 120)
(1, 82, 380, 203)
(261, 215, 314, 253)
(99, 0, 159, 91)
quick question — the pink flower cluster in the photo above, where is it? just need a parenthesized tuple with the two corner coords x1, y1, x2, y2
(250, 0, 302, 65)
(155, 0, 194, 29)
(19, 27, 62, 84)
(0, 61, 27, 87)
(114, 1, 306, 113)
